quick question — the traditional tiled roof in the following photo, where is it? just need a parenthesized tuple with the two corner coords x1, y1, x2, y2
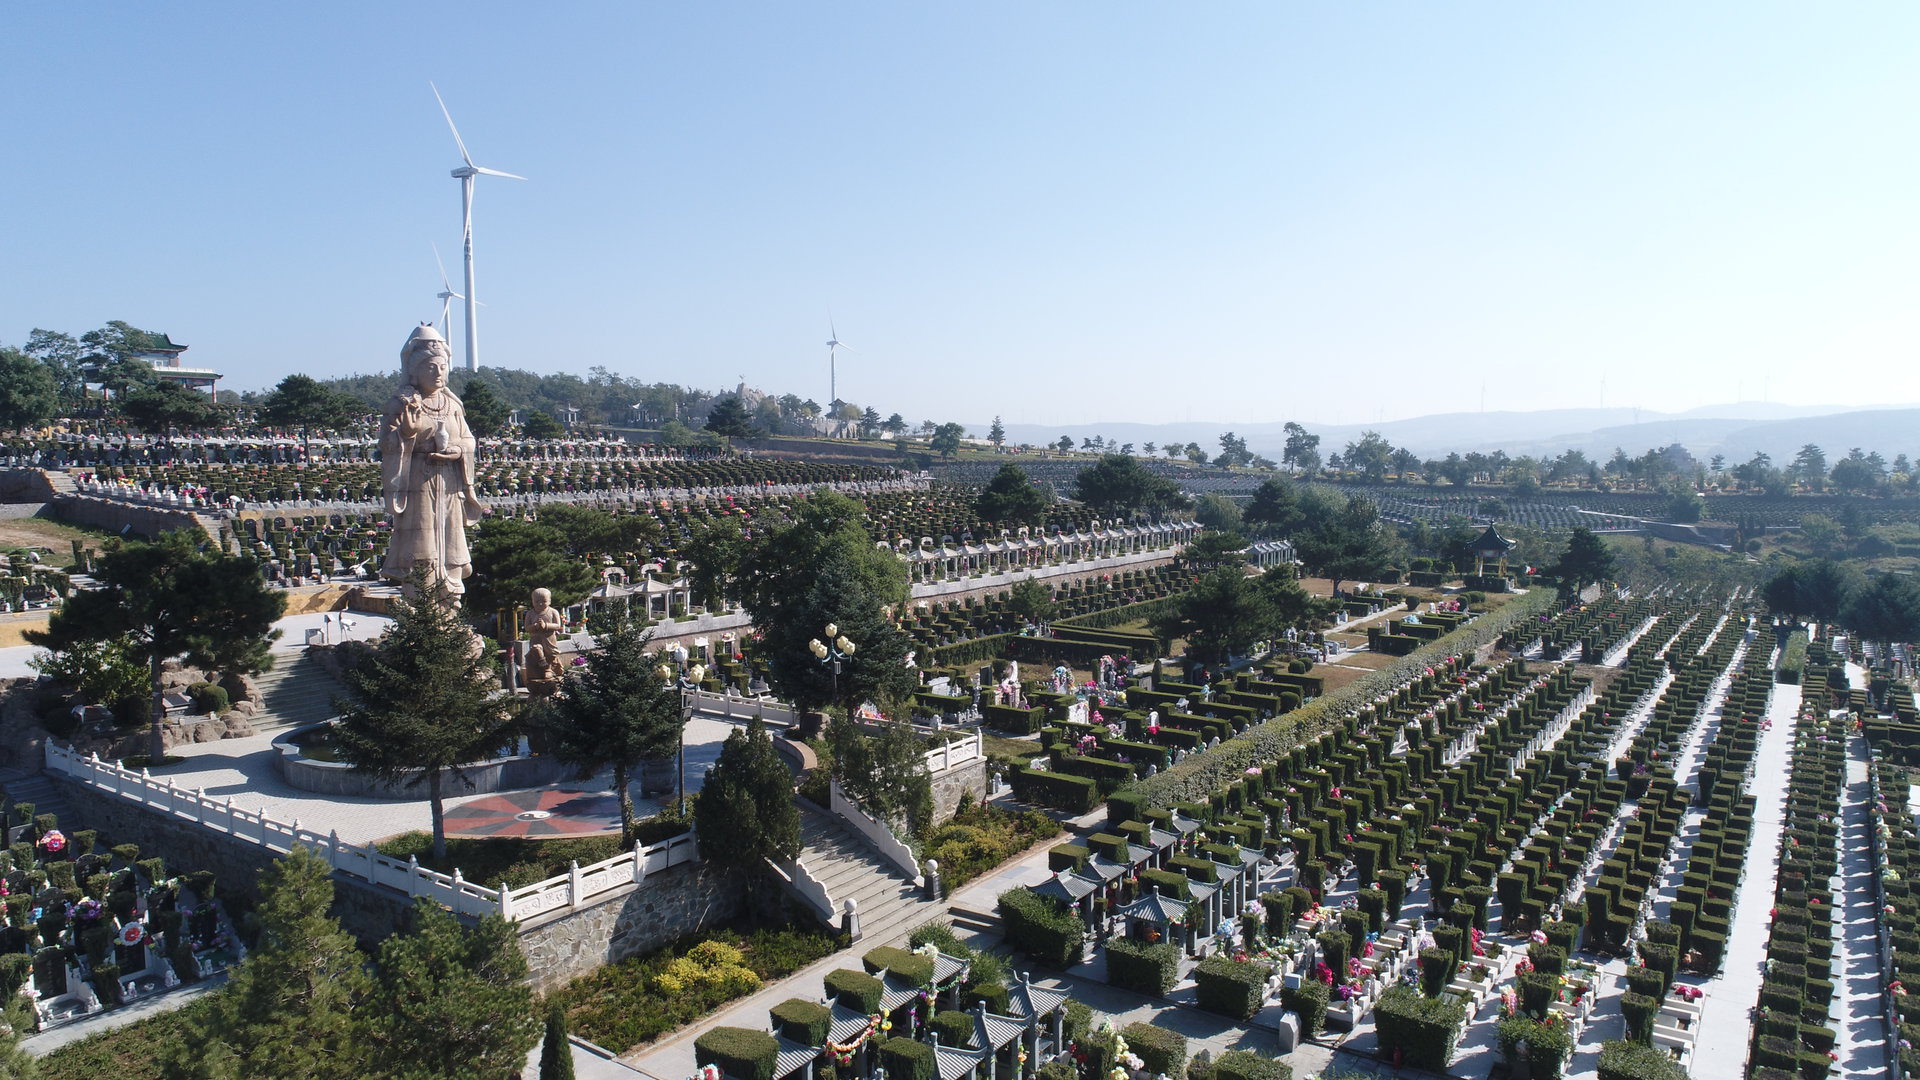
(931, 1038, 990, 1080)
(1115, 890, 1189, 924)
(775, 1035, 820, 1079)
(971, 1005, 1027, 1050)
(1006, 974, 1068, 1020)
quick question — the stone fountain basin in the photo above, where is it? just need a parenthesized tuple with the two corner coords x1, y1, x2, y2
(271, 721, 568, 799)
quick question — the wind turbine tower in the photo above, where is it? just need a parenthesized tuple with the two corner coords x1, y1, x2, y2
(432, 83, 524, 372)
(825, 317, 853, 408)
(431, 242, 468, 342)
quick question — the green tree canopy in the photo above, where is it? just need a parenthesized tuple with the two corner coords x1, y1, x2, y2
(121, 379, 218, 434)
(1292, 493, 1397, 595)
(931, 422, 965, 459)
(1007, 577, 1056, 626)
(735, 489, 915, 712)
(1842, 572, 1920, 645)
(1762, 558, 1859, 625)
(1194, 493, 1244, 534)
(1241, 477, 1303, 537)
(1150, 565, 1271, 667)
(679, 516, 748, 611)
(333, 575, 518, 860)
(467, 517, 603, 617)
(364, 899, 540, 1080)
(829, 718, 933, 833)
(0, 347, 59, 430)
(705, 395, 757, 437)
(694, 716, 802, 871)
(170, 846, 374, 1079)
(988, 416, 1006, 447)
(974, 463, 1049, 527)
(1546, 526, 1618, 593)
(523, 410, 564, 439)
(1070, 454, 1189, 519)
(458, 377, 513, 437)
(26, 531, 285, 760)
(257, 374, 361, 439)
(540, 613, 682, 845)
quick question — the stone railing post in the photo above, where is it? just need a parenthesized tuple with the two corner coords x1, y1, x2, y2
(842, 897, 861, 941)
(569, 861, 584, 911)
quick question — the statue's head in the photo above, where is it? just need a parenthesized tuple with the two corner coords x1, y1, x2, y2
(530, 587, 552, 608)
(400, 323, 451, 393)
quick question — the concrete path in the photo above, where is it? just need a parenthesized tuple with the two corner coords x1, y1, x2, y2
(1691, 670, 1799, 1076)
(19, 976, 225, 1056)
(1835, 732, 1894, 1077)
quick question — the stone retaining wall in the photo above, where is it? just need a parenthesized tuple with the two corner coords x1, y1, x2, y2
(56, 775, 744, 989)
(930, 756, 990, 823)
(516, 861, 745, 994)
(49, 494, 206, 541)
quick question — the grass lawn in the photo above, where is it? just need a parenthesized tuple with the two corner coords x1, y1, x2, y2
(1311, 663, 1372, 693)
(1329, 652, 1396, 671)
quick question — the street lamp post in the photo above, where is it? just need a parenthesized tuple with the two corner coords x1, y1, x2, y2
(659, 660, 705, 817)
(808, 623, 858, 715)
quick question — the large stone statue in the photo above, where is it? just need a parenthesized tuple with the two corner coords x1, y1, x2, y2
(379, 324, 486, 603)
(523, 587, 565, 698)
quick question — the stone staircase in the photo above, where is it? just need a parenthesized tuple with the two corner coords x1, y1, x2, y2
(0, 766, 76, 831)
(796, 805, 946, 947)
(243, 652, 347, 733)
(40, 470, 76, 497)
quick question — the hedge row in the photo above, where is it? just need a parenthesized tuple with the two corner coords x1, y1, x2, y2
(1123, 588, 1556, 808)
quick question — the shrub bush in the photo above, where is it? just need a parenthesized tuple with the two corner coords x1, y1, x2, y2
(1280, 978, 1328, 1038)
(1120, 1022, 1188, 1077)
(1497, 1016, 1574, 1080)
(1106, 938, 1181, 996)
(930, 1010, 974, 1048)
(877, 1037, 935, 1080)
(1373, 985, 1468, 1072)
(825, 969, 885, 1013)
(997, 889, 1083, 967)
(1596, 1039, 1692, 1080)
(769, 999, 830, 1046)
(694, 1027, 779, 1080)
(1419, 948, 1456, 997)
(1212, 1050, 1290, 1080)
(1193, 956, 1271, 1021)
(1009, 768, 1099, 813)
(1620, 991, 1659, 1044)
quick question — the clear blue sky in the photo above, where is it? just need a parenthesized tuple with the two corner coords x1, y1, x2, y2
(3, 4, 1915, 428)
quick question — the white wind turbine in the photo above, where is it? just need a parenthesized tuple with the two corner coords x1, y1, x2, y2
(825, 314, 854, 409)
(431, 82, 524, 372)
(430, 242, 474, 341)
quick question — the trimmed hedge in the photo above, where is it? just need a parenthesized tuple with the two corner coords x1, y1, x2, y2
(878, 1037, 935, 1080)
(1119, 1022, 1188, 1077)
(1280, 978, 1328, 1038)
(863, 946, 934, 987)
(1128, 589, 1555, 808)
(1496, 1016, 1573, 1080)
(1010, 768, 1100, 812)
(824, 968, 884, 1013)
(997, 888, 1084, 967)
(1373, 985, 1468, 1072)
(1106, 938, 1181, 996)
(1596, 1039, 1691, 1080)
(768, 999, 829, 1046)
(1777, 630, 1808, 685)
(694, 1027, 779, 1080)
(1212, 1050, 1292, 1080)
(1193, 956, 1272, 1021)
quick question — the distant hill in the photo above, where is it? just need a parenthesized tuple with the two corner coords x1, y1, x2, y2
(997, 402, 1920, 464)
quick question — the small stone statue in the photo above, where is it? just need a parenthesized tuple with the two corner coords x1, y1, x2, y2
(523, 587, 565, 699)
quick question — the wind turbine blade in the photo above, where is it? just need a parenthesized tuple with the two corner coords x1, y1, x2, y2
(432, 242, 453, 290)
(834, 341, 855, 352)
(430, 82, 475, 168)
(474, 166, 526, 180)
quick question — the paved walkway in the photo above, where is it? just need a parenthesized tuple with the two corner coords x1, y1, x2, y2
(1692, 668, 1799, 1077)
(99, 713, 740, 847)
(1836, 733, 1894, 1076)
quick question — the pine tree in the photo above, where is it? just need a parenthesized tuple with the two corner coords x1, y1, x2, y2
(333, 573, 518, 860)
(365, 900, 540, 1080)
(541, 1003, 577, 1080)
(694, 717, 801, 871)
(169, 846, 374, 1079)
(541, 613, 682, 846)
(988, 416, 1006, 448)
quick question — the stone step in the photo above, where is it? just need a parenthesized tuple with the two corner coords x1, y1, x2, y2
(0, 770, 76, 830)
(245, 656, 347, 732)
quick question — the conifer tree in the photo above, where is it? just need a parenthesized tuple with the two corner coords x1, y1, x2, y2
(333, 572, 517, 860)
